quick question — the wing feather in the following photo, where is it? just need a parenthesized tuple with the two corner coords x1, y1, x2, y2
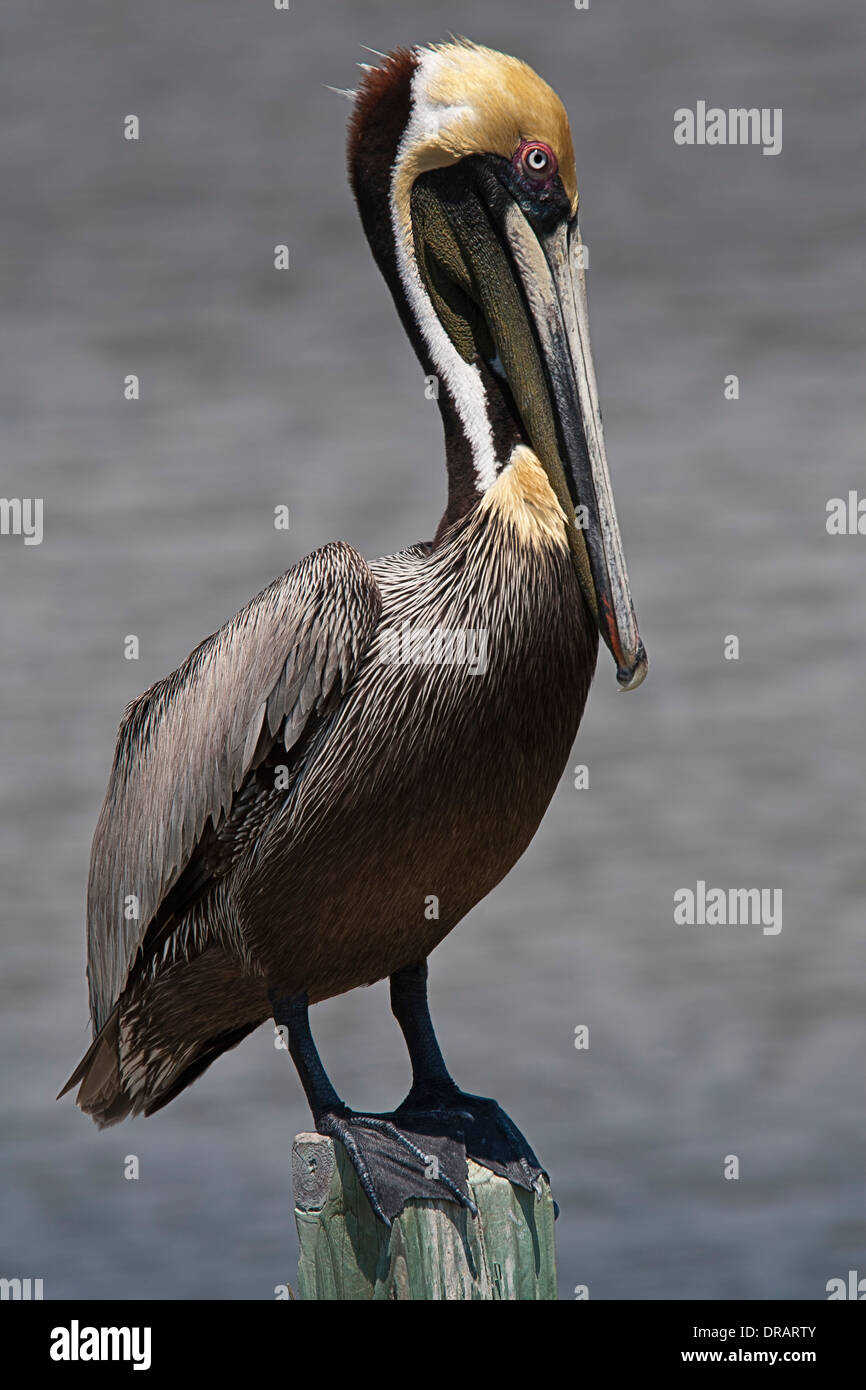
(86, 541, 381, 1032)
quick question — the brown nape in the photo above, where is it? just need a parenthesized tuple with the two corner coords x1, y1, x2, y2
(345, 49, 434, 406)
(347, 50, 417, 290)
(347, 51, 489, 535)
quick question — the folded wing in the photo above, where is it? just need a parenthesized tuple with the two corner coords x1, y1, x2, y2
(85, 540, 382, 1034)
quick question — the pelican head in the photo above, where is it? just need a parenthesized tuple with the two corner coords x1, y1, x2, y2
(348, 39, 646, 690)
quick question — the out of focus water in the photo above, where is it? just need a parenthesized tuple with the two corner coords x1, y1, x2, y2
(0, 0, 863, 1299)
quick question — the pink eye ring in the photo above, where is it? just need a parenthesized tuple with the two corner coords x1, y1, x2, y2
(514, 139, 558, 184)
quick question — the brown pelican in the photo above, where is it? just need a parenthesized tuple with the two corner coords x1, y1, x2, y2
(61, 39, 647, 1225)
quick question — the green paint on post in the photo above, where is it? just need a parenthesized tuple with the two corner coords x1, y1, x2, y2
(292, 1132, 557, 1301)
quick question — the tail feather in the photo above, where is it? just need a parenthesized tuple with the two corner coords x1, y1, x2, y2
(59, 948, 271, 1126)
(57, 1010, 132, 1128)
(143, 1022, 258, 1117)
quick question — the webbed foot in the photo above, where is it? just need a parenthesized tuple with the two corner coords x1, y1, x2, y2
(393, 1080, 548, 1201)
(315, 1104, 478, 1227)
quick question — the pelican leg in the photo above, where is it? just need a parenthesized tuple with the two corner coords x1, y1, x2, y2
(269, 989, 475, 1227)
(390, 962, 549, 1202)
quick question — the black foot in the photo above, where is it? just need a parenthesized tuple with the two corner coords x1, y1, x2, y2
(393, 1080, 549, 1202)
(315, 1105, 478, 1228)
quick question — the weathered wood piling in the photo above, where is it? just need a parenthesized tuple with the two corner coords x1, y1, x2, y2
(291, 1132, 557, 1300)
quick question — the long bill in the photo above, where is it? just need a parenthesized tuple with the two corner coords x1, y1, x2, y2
(498, 205, 647, 690)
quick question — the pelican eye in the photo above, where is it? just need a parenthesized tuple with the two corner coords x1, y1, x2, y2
(515, 140, 558, 184)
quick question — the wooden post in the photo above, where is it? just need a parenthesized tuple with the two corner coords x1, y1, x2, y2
(291, 1132, 557, 1300)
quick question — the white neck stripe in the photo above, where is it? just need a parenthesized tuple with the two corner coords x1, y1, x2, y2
(389, 51, 499, 493)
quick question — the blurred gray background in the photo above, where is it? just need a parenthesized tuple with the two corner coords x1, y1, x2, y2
(1, 0, 863, 1300)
